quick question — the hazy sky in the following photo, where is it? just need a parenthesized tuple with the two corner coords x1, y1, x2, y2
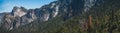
(0, 0, 55, 13)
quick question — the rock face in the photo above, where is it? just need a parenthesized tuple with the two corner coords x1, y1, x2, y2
(11, 6, 27, 17)
(0, 0, 104, 30)
(84, 0, 104, 12)
(0, 13, 6, 27)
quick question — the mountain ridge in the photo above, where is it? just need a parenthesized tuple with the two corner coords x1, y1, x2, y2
(0, 0, 104, 31)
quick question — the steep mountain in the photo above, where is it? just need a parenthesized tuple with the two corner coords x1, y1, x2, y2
(0, 0, 103, 30)
(1, 0, 120, 33)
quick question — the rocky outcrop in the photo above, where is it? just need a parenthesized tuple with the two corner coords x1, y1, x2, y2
(11, 6, 27, 17)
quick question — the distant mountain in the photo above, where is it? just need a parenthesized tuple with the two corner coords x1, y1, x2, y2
(0, 0, 104, 31)
(1, 0, 120, 33)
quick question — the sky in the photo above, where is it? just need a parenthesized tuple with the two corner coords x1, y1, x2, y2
(0, 0, 55, 13)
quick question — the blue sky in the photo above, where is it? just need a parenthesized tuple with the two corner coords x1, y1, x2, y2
(0, 0, 55, 13)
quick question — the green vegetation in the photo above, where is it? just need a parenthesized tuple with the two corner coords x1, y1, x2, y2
(0, 0, 120, 33)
